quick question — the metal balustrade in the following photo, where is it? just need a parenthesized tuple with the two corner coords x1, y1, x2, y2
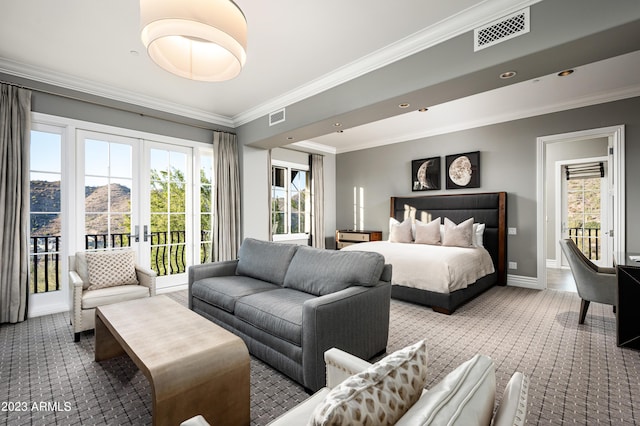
(30, 231, 213, 293)
(567, 227, 601, 261)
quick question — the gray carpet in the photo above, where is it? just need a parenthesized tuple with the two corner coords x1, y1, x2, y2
(1, 286, 638, 425)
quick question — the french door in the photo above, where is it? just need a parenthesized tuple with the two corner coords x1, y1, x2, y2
(78, 130, 202, 290)
(558, 156, 611, 267)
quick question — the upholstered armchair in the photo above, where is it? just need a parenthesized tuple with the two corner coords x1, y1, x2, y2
(559, 239, 617, 324)
(69, 250, 156, 342)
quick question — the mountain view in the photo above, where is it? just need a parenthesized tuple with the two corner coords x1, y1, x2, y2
(30, 180, 131, 237)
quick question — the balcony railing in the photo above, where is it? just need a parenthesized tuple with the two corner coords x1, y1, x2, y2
(567, 227, 601, 261)
(30, 231, 213, 294)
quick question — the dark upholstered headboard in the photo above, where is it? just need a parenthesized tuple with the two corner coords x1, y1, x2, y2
(390, 192, 507, 285)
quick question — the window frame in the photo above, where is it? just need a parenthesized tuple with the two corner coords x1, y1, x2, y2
(271, 160, 310, 242)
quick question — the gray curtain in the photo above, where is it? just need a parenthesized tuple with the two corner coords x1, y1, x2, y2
(212, 131, 241, 261)
(267, 149, 273, 240)
(0, 84, 32, 323)
(310, 154, 325, 249)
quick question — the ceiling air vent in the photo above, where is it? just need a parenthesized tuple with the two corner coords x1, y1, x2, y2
(269, 108, 286, 126)
(474, 8, 530, 51)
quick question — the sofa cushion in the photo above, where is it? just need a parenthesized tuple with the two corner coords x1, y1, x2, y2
(234, 289, 315, 345)
(82, 285, 150, 309)
(283, 246, 385, 296)
(191, 276, 280, 313)
(310, 339, 428, 426)
(85, 250, 139, 290)
(236, 238, 298, 285)
(395, 354, 496, 426)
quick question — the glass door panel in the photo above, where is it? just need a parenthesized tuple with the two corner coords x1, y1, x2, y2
(146, 144, 192, 288)
(83, 137, 134, 250)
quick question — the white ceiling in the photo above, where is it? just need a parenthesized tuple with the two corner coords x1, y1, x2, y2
(1, 0, 639, 153)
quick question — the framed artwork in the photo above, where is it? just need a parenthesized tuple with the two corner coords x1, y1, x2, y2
(411, 157, 441, 191)
(445, 151, 480, 189)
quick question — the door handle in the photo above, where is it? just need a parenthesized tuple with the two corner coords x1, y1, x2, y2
(130, 225, 140, 242)
(143, 225, 152, 242)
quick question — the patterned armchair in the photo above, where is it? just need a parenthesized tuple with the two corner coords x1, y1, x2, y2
(69, 250, 156, 342)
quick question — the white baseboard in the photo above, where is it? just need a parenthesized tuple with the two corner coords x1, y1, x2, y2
(28, 302, 69, 318)
(507, 274, 543, 290)
(157, 283, 188, 294)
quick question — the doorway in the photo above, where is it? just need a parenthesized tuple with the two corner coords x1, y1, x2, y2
(556, 156, 611, 268)
(536, 125, 625, 290)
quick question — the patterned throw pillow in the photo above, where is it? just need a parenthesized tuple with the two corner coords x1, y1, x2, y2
(309, 340, 428, 426)
(85, 250, 138, 291)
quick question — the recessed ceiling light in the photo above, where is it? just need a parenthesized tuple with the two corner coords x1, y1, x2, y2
(398, 103, 410, 109)
(336, 130, 344, 133)
(557, 69, 574, 77)
(418, 108, 428, 112)
(286, 136, 294, 140)
(499, 71, 517, 79)
(129, 50, 139, 56)
(333, 123, 342, 127)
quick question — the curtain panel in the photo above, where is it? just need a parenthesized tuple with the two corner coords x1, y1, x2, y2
(212, 131, 241, 261)
(310, 154, 325, 249)
(0, 84, 32, 323)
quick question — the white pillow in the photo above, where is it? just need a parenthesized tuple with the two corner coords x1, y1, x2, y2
(439, 220, 485, 247)
(473, 223, 486, 248)
(310, 340, 428, 426)
(414, 217, 441, 245)
(389, 218, 413, 243)
(395, 354, 496, 426)
(442, 217, 474, 247)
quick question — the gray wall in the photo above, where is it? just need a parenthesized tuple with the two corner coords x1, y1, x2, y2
(336, 96, 640, 279)
(240, 145, 337, 248)
(545, 138, 608, 260)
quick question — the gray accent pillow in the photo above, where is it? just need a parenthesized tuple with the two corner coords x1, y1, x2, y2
(415, 217, 441, 245)
(389, 218, 413, 243)
(236, 238, 299, 285)
(283, 246, 385, 296)
(442, 217, 474, 247)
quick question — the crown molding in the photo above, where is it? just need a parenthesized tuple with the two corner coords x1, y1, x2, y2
(233, 0, 543, 127)
(0, 58, 235, 128)
(334, 84, 640, 154)
(290, 140, 337, 155)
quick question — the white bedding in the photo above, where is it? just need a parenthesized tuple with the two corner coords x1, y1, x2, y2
(341, 241, 495, 294)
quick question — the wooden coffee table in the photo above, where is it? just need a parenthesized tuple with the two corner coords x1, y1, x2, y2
(95, 295, 250, 426)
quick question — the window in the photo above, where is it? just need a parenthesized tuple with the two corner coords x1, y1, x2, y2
(29, 127, 63, 293)
(199, 152, 214, 263)
(271, 162, 310, 240)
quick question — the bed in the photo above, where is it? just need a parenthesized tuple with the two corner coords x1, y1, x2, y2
(343, 192, 506, 314)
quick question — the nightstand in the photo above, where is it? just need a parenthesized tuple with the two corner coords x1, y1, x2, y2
(335, 230, 382, 249)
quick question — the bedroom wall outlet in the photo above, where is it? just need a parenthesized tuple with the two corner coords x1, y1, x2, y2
(509, 261, 518, 270)
(508, 227, 517, 235)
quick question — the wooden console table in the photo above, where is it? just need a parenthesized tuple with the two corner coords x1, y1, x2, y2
(95, 296, 250, 426)
(615, 252, 640, 350)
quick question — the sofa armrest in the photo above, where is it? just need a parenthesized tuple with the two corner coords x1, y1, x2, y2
(135, 265, 157, 296)
(492, 372, 529, 426)
(324, 348, 372, 389)
(69, 270, 84, 289)
(188, 260, 239, 284)
(302, 280, 391, 391)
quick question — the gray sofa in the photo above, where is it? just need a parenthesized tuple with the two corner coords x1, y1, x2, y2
(188, 238, 392, 392)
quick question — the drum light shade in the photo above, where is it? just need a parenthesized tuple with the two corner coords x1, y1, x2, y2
(140, 0, 247, 81)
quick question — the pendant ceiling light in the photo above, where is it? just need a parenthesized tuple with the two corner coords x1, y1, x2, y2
(140, 0, 247, 81)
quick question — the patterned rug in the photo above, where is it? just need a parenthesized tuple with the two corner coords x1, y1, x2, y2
(1, 286, 638, 425)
